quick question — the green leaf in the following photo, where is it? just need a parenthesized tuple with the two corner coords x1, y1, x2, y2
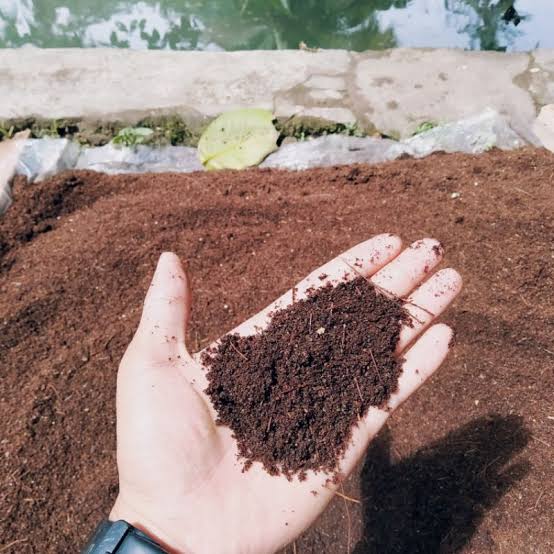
(130, 127, 154, 136)
(412, 121, 438, 136)
(112, 127, 154, 147)
(198, 109, 279, 170)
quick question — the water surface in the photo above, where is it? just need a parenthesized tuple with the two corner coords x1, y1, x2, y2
(0, 0, 552, 51)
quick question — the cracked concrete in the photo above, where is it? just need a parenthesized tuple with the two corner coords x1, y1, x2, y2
(353, 49, 536, 139)
(0, 48, 552, 139)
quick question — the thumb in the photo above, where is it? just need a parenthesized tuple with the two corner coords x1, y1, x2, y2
(131, 252, 192, 361)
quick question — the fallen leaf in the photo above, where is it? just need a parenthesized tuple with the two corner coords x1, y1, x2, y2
(198, 109, 279, 171)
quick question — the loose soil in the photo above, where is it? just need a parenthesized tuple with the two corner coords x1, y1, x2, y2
(203, 277, 407, 478)
(0, 148, 553, 553)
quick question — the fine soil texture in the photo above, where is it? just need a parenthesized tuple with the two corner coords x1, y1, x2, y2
(0, 148, 553, 553)
(203, 277, 407, 478)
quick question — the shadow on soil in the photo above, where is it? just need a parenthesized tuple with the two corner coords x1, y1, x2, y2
(353, 415, 530, 554)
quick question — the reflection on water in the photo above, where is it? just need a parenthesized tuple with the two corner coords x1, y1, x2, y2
(0, 0, 552, 51)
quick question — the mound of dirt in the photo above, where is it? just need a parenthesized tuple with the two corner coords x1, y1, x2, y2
(0, 148, 552, 553)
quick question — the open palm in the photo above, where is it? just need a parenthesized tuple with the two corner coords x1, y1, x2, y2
(110, 234, 462, 553)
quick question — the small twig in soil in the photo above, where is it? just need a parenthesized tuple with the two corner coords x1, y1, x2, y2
(531, 490, 544, 510)
(340, 484, 352, 554)
(229, 341, 248, 361)
(0, 538, 28, 552)
(516, 293, 532, 308)
(341, 323, 346, 353)
(513, 186, 532, 196)
(354, 377, 363, 403)
(532, 435, 552, 448)
(266, 416, 272, 433)
(479, 455, 501, 477)
(292, 541, 297, 554)
(7, 467, 27, 483)
(46, 384, 66, 417)
(104, 333, 116, 350)
(440, 529, 452, 545)
(103, 333, 117, 363)
(369, 348, 383, 384)
(335, 490, 361, 504)
(308, 312, 312, 333)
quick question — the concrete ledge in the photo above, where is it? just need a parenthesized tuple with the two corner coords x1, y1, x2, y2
(1, 48, 552, 139)
(0, 48, 350, 120)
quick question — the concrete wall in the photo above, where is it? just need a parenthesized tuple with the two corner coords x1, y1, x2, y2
(1, 48, 553, 139)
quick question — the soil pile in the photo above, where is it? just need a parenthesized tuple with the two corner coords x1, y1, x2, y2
(204, 277, 407, 478)
(0, 148, 552, 553)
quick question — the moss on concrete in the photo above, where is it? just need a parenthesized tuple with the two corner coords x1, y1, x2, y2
(74, 120, 128, 146)
(135, 116, 197, 146)
(0, 117, 82, 141)
(275, 115, 372, 140)
(0, 116, 201, 147)
(0, 114, 374, 147)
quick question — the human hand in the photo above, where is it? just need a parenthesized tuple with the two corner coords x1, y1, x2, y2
(110, 234, 462, 553)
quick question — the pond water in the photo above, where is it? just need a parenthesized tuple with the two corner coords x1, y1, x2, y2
(0, 0, 552, 52)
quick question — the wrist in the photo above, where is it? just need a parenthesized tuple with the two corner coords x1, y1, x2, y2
(83, 519, 170, 554)
(110, 496, 184, 554)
